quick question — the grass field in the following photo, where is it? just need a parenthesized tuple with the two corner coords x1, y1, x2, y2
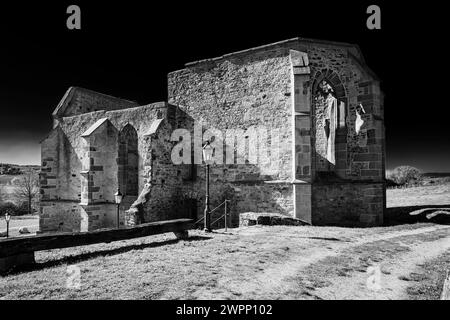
(0, 215, 39, 238)
(0, 183, 449, 300)
(387, 183, 450, 208)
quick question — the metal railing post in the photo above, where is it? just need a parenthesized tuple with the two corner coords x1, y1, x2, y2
(224, 200, 228, 232)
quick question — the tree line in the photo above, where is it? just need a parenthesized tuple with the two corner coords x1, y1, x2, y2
(0, 169, 39, 215)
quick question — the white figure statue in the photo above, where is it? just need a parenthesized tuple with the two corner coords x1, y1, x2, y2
(355, 103, 366, 134)
(322, 82, 337, 165)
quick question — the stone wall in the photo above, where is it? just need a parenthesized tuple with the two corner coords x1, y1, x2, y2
(167, 38, 385, 226)
(40, 102, 187, 232)
(168, 46, 293, 181)
(312, 182, 384, 226)
(141, 105, 194, 223)
(168, 44, 294, 225)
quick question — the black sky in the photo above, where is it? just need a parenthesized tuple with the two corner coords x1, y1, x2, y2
(0, 1, 448, 172)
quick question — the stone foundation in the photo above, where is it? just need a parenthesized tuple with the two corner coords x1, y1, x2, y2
(312, 182, 385, 226)
(40, 201, 124, 232)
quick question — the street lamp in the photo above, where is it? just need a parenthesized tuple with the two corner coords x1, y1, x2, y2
(114, 188, 123, 229)
(203, 141, 214, 232)
(5, 212, 11, 238)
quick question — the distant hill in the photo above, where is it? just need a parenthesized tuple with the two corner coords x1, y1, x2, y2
(0, 163, 40, 176)
(0, 163, 40, 168)
(422, 172, 450, 178)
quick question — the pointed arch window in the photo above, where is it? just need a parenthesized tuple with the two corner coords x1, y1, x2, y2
(312, 70, 348, 173)
(118, 124, 138, 196)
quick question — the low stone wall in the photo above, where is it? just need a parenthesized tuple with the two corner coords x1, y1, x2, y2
(240, 212, 307, 227)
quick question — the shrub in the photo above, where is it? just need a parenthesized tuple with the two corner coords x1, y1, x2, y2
(15, 202, 30, 215)
(387, 166, 422, 186)
(0, 201, 29, 216)
(385, 178, 400, 188)
(442, 177, 450, 184)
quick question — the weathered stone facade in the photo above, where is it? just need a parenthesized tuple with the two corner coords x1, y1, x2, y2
(40, 37, 385, 232)
(39, 88, 190, 232)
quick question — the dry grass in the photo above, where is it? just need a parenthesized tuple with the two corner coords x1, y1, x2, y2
(0, 183, 449, 300)
(1, 222, 448, 300)
(387, 183, 450, 208)
(405, 250, 450, 300)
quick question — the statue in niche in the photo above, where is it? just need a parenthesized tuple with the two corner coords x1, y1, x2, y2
(319, 81, 337, 165)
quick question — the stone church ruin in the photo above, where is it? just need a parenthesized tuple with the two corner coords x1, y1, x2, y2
(39, 37, 385, 233)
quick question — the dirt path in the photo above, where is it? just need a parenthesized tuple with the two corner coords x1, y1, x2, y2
(313, 233, 450, 299)
(195, 224, 450, 299)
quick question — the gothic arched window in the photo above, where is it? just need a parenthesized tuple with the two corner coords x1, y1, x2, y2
(118, 124, 138, 196)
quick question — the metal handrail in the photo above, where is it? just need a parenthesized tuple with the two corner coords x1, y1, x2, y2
(194, 216, 204, 225)
(193, 200, 226, 224)
(194, 199, 230, 231)
(210, 212, 227, 228)
(211, 200, 230, 231)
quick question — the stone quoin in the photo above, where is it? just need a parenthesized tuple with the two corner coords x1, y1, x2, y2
(39, 37, 385, 232)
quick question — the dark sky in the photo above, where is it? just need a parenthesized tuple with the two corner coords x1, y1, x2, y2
(0, 1, 448, 172)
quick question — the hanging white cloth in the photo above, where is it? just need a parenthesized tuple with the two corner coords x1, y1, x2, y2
(325, 94, 337, 165)
(355, 103, 366, 134)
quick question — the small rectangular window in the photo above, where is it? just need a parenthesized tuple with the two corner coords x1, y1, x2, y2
(338, 101, 346, 128)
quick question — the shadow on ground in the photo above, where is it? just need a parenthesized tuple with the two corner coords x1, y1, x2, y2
(385, 204, 450, 226)
(1, 235, 212, 276)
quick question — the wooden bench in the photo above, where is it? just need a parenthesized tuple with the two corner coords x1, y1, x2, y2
(0, 218, 193, 273)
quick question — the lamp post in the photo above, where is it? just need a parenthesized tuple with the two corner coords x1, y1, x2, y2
(202, 142, 214, 232)
(5, 212, 11, 238)
(114, 189, 123, 229)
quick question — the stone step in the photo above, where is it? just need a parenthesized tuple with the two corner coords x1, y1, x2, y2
(239, 212, 309, 227)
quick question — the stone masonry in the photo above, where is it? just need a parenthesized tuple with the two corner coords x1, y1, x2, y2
(40, 37, 385, 232)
